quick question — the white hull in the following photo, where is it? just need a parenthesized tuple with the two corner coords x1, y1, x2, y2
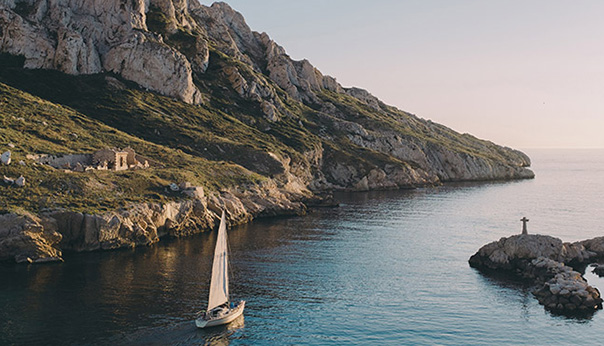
(195, 301, 245, 328)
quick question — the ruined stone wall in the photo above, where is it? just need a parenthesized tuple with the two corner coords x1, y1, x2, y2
(92, 149, 116, 166)
(124, 147, 137, 166)
(37, 154, 91, 169)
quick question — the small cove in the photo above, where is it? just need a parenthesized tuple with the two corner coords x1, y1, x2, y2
(1, 149, 604, 345)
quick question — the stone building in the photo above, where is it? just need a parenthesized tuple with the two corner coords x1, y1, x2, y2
(92, 148, 131, 171)
(33, 148, 148, 172)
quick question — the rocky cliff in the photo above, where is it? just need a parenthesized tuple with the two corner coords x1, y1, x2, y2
(0, 0, 534, 263)
(0, 0, 533, 185)
(1, 180, 308, 263)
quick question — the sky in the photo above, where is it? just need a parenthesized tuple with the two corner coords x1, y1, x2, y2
(199, 1, 604, 149)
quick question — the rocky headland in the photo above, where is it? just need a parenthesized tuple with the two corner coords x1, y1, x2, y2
(1, 0, 534, 263)
(470, 234, 604, 315)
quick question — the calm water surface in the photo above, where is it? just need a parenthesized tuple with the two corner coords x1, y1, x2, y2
(2, 149, 604, 345)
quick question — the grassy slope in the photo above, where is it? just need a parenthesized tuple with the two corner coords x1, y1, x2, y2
(0, 52, 410, 181)
(0, 22, 527, 216)
(0, 81, 263, 214)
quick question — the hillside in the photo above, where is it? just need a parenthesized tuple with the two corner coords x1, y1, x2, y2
(0, 0, 533, 263)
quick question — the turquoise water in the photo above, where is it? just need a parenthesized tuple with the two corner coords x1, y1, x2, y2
(1, 149, 604, 345)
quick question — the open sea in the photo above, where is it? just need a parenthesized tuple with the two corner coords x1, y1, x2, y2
(2, 148, 604, 345)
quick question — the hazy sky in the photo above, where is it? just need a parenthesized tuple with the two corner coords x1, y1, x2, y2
(199, 1, 604, 148)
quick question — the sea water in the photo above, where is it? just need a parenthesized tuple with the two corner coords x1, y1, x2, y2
(1, 149, 604, 345)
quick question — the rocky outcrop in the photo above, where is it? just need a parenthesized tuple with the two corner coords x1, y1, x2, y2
(592, 264, 604, 277)
(342, 125, 534, 183)
(49, 199, 213, 252)
(0, 180, 307, 263)
(0, 0, 202, 103)
(0, 212, 62, 263)
(469, 234, 594, 270)
(103, 31, 202, 104)
(576, 237, 604, 255)
(470, 234, 604, 315)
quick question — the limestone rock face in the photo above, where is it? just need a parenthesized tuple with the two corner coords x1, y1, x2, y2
(104, 32, 202, 104)
(49, 199, 214, 252)
(150, 0, 195, 32)
(345, 87, 381, 111)
(192, 2, 265, 67)
(0, 178, 307, 263)
(54, 27, 102, 75)
(0, 213, 62, 263)
(191, 2, 332, 104)
(0, 8, 56, 69)
(322, 75, 343, 93)
(0, 0, 203, 103)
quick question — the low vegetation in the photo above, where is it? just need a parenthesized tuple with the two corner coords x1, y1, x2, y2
(0, 81, 263, 214)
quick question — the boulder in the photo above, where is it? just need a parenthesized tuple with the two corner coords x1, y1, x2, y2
(0, 0, 202, 104)
(15, 175, 25, 187)
(1, 151, 10, 165)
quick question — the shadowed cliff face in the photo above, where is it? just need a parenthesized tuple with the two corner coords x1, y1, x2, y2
(0, 0, 533, 192)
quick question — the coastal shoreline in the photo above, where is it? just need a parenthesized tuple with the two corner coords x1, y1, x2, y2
(1, 174, 535, 265)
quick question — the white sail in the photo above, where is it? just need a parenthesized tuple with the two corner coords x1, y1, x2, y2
(207, 210, 229, 311)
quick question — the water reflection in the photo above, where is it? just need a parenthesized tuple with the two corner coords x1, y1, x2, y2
(199, 316, 245, 346)
(3, 150, 604, 345)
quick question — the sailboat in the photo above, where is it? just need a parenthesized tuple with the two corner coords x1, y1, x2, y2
(195, 210, 245, 328)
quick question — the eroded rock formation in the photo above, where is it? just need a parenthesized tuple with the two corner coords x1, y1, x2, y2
(470, 234, 604, 314)
(0, 0, 202, 103)
(0, 181, 307, 263)
(0, 212, 62, 263)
